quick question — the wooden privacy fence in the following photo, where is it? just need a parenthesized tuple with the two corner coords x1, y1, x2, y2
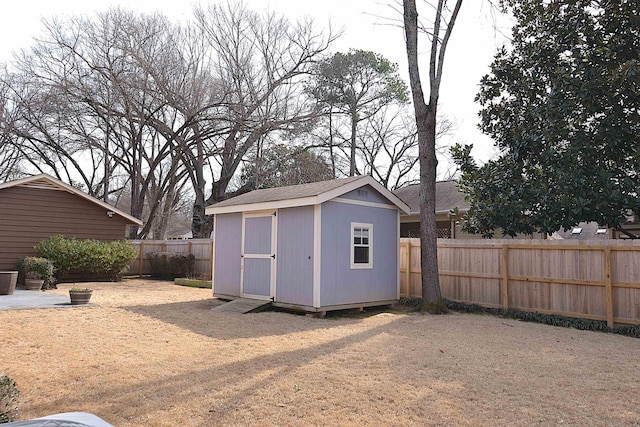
(400, 238, 640, 327)
(126, 239, 213, 279)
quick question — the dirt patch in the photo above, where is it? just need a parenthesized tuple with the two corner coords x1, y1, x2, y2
(1, 279, 638, 426)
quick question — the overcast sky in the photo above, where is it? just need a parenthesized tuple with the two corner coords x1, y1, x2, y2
(0, 0, 512, 165)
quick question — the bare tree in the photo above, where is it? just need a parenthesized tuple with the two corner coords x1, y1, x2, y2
(188, 2, 336, 237)
(403, 0, 462, 313)
(355, 105, 456, 189)
(2, 10, 193, 238)
(0, 72, 25, 181)
(1, 4, 336, 238)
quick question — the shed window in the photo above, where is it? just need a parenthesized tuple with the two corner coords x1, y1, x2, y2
(351, 223, 373, 269)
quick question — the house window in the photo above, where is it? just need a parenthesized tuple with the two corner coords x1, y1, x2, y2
(351, 223, 373, 269)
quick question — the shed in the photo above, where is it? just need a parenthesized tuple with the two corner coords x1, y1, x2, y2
(205, 176, 410, 314)
(0, 174, 143, 270)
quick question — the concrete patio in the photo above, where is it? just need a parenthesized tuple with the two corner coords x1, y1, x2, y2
(0, 289, 73, 310)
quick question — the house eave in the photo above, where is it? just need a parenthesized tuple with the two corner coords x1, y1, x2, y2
(0, 174, 143, 226)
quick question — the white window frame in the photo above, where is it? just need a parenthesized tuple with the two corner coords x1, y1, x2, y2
(350, 222, 373, 269)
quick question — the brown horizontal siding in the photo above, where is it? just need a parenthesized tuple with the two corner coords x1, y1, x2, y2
(0, 186, 134, 270)
(0, 223, 125, 239)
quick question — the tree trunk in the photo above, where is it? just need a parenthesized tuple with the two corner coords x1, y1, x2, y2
(418, 104, 445, 312)
(349, 109, 358, 176)
(329, 108, 336, 177)
(190, 135, 213, 239)
(403, 0, 447, 313)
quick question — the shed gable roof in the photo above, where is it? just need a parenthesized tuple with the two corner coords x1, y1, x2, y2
(0, 174, 143, 225)
(206, 176, 410, 215)
(393, 180, 470, 215)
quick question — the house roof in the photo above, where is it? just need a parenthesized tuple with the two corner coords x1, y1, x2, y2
(206, 175, 410, 215)
(393, 180, 470, 215)
(0, 174, 143, 225)
(550, 221, 610, 240)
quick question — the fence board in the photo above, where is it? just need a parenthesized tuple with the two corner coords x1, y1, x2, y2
(126, 239, 213, 279)
(400, 238, 640, 326)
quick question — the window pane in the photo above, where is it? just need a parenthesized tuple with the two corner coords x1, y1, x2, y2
(362, 229, 369, 238)
(354, 236, 362, 245)
(362, 237, 368, 245)
(354, 246, 369, 264)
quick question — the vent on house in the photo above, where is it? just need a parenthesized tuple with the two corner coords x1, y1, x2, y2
(595, 228, 608, 235)
(571, 227, 582, 234)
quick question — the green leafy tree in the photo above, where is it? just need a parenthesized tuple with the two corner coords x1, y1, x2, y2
(453, 0, 640, 237)
(309, 49, 409, 176)
(240, 144, 333, 190)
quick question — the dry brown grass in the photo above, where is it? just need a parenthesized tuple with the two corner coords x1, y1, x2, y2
(1, 279, 638, 426)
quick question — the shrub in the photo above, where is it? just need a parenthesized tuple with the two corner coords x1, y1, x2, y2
(16, 257, 56, 288)
(147, 252, 195, 280)
(34, 235, 138, 281)
(0, 374, 19, 423)
(32, 235, 77, 278)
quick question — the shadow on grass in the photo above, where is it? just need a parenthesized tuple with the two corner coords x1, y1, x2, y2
(27, 317, 404, 426)
(121, 299, 402, 340)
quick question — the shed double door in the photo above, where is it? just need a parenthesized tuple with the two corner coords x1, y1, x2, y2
(241, 211, 276, 300)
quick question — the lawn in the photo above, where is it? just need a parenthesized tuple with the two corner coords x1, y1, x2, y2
(1, 279, 638, 426)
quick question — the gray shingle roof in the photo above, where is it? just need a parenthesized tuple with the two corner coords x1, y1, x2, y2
(211, 176, 365, 208)
(393, 180, 470, 215)
(550, 222, 610, 240)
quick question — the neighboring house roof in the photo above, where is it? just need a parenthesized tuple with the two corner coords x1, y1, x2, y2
(393, 180, 470, 215)
(165, 223, 193, 239)
(0, 174, 143, 225)
(205, 175, 410, 215)
(550, 221, 610, 240)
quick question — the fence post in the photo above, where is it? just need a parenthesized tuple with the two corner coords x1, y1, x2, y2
(501, 245, 509, 309)
(138, 242, 144, 277)
(405, 242, 411, 297)
(604, 247, 613, 327)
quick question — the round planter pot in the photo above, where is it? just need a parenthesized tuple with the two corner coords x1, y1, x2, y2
(0, 271, 18, 295)
(24, 279, 44, 291)
(69, 290, 93, 305)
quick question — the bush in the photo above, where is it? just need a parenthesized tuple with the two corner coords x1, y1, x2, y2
(16, 257, 56, 288)
(0, 374, 19, 423)
(34, 235, 138, 281)
(147, 252, 195, 280)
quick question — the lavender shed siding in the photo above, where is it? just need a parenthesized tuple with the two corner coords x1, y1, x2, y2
(275, 206, 314, 306)
(242, 258, 272, 296)
(244, 216, 273, 254)
(320, 201, 398, 306)
(206, 176, 408, 311)
(339, 185, 394, 205)
(213, 213, 242, 296)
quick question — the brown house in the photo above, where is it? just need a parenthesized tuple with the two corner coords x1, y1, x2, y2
(0, 174, 142, 270)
